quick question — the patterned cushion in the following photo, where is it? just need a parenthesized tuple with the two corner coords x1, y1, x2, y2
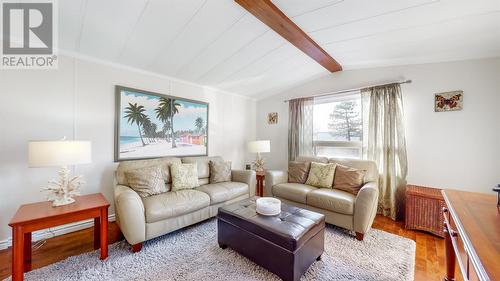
(333, 164, 366, 195)
(116, 157, 181, 186)
(171, 163, 199, 191)
(305, 162, 336, 188)
(209, 160, 232, 183)
(288, 161, 310, 183)
(124, 165, 167, 198)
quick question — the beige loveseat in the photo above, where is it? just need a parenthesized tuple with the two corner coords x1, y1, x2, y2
(265, 156, 379, 240)
(114, 156, 255, 252)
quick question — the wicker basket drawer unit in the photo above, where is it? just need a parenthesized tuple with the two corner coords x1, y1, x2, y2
(405, 185, 445, 238)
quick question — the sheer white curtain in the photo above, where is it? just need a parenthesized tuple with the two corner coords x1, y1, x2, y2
(362, 84, 408, 220)
(288, 97, 314, 161)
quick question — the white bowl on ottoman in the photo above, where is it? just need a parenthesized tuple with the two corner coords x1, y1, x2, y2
(256, 197, 281, 216)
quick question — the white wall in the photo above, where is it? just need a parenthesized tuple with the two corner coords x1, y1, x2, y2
(257, 58, 500, 194)
(0, 55, 256, 243)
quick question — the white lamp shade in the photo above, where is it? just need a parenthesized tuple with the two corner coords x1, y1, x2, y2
(247, 140, 270, 153)
(28, 140, 92, 167)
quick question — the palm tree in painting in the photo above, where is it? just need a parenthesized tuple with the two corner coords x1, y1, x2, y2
(155, 97, 180, 148)
(150, 123, 158, 141)
(124, 102, 147, 146)
(161, 121, 171, 142)
(155, 102, 169, 142)
(142, 117, 153, 144)
(195, 117, 204, 134)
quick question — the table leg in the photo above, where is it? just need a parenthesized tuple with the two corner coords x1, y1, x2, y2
(260, 179, 263, 196)
(93, 217, 100, 250)
(256, 176, 263, 196)
(444, 227, 456, 281)
(23, 232, 32, 272)
(99, 208, 108, 260)
(12, 226, 24, 281)
(256, 178, 260, 196)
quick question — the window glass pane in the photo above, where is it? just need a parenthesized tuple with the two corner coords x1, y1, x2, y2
(313, 92, 362, 159)
(315, 146, 361, 159)
(313, 93, 362, 142)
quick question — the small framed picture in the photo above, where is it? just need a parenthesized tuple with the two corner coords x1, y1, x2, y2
(268, 112, 278, 124)
(435, 91, 463, 112)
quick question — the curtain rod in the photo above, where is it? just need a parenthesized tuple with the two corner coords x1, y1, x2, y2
(284, 79, 412, 103)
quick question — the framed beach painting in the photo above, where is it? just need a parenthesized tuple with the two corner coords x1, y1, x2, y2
(115, 86, 208, 161)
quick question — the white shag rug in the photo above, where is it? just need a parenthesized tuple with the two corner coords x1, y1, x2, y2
(6, 219, 415, 281)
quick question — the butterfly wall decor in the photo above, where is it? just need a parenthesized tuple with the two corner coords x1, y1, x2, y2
(268, 112, 278, 124)
(435, 91, 463, 112)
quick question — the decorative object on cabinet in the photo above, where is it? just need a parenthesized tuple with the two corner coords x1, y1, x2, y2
(493, 185, 500, 208)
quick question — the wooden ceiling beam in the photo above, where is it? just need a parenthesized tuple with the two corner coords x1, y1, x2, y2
(235, 0, 342, 73)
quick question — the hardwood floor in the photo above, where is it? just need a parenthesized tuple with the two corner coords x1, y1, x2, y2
(0, 215, 444, 280)
(372, 215, 445, 281)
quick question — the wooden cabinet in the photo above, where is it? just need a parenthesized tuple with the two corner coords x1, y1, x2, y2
(442, 190, 500, 281)
(405, 185, 445, 237)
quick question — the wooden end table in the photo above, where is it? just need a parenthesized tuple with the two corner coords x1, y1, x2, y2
(256, 171, 265, 197)
(8, 193, 110, 281)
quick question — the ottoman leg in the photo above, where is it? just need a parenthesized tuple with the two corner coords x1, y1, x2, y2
(219, 243, 227, 249)
(316, 255, 322, 261)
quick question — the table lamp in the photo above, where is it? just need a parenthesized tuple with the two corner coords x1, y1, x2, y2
(28, 139, 91, 206)
(248, 140, 270, 172)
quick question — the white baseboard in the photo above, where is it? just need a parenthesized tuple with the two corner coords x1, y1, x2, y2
(0, 214, 116, 250)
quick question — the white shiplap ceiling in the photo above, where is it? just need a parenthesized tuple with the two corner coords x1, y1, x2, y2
(58, 0, 500, 99)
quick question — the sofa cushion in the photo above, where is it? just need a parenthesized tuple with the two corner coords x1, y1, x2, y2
(195, 181, 248, 204)
(288, 161, 310, 184)
(124, 165, 167, 197)
(305, 162, 336, 188)
(333, 164, 366, 195)
(171, 163, 199, 191)
(272, 183, 317, 204)
(209, 160, 232, 183)
(328, 158, 378, 183)
(181, 156, 224, 179)
(142, 190, 210, 223)
(116, 157, 181, 186)
(306, 188, 355, 215)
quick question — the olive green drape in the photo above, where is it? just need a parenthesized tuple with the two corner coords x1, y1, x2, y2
(361, 84, 408, 220)
(288, 97, 314, 161)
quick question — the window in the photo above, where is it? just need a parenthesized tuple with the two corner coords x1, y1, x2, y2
(313, 92, 362, 159)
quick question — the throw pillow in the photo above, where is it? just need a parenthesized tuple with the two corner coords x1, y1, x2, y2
(209, 160, 232, 183)
(305, 162, 336, 188)
(333, 164, 366, 195)
(171, 163, 199, 191)
(288, 161, 310, 183)
(125, 165, 167, 198)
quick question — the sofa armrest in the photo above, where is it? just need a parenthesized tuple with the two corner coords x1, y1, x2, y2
(232, 170, 256, 197)
(353, 181, 379, 234)
(264, 170, 287, 197)
(114, 184, 146, 245)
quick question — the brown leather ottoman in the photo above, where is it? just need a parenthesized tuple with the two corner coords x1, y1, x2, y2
(217, 197, 325, 281)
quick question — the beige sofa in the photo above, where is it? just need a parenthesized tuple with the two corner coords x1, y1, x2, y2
(265, 156, 379, 240)
(114, 156, 255, 252)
